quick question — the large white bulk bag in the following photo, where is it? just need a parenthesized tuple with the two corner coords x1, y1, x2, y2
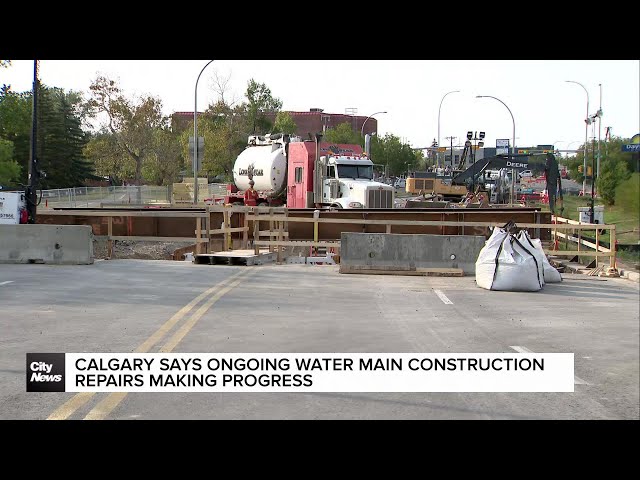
(475, 226, 544, 291)
(516, 230, 546, 285)
(527, 236, 563, 283)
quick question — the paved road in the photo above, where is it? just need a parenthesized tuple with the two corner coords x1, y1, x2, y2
(1, 260, 638, 420)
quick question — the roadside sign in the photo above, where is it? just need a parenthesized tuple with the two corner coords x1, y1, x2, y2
(496, 139, 509, 155)
(622, 144, 640, 152)
(189, 136, 205, 171)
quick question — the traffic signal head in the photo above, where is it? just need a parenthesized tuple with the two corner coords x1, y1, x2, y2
(578, 165, 583, 173)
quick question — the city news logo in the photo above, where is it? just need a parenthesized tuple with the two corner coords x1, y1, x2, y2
(26, 353, 65, 392)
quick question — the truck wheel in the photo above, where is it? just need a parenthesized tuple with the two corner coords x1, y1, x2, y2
(232, 201, 243, 206)
(257, 202, 268, 207)
(331, 204, 342, 209)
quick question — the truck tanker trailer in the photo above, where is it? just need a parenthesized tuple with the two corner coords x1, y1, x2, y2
(223, 133, 395, 209)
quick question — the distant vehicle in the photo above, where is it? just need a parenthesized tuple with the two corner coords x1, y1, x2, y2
(519, 170, 533, 178)
(394, 178, 406, 189)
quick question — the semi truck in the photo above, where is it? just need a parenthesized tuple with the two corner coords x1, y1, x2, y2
(222, 133, 395, 208)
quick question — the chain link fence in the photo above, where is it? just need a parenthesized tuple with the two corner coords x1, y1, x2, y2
(39, 184, 229, 208)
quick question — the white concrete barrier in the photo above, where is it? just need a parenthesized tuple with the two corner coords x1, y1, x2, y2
(0, 225, 94, 264)
(340, 233, 486, 274)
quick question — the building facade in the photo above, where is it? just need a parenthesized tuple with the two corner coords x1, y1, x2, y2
(171, 108, 378, 138)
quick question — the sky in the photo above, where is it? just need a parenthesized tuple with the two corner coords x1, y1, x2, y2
(2, 60, 638, 153)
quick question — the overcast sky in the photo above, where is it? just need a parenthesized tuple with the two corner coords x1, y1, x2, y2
(2, 60, 638, 152)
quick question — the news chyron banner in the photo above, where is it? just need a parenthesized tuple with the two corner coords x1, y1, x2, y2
(27, 352, 575, 393)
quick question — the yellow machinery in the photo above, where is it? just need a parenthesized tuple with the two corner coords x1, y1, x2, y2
(405, 176, 467, 200)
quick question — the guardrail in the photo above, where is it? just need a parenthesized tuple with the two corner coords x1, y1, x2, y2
(550, 215, 617, 270)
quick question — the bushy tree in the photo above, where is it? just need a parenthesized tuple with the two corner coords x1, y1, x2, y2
(0, 139, 20, 186)
(272, 111, 297, 135)
(598, 157, 629, 205)
(370, 133, 422, 176)
(615, 172, 639, 214)
(85, 75, 166, 184)
(245, 79, 282, 135)
(323, 122, 362, 145)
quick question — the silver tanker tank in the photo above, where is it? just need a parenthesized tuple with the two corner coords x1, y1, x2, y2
(233, 140, 287, 194)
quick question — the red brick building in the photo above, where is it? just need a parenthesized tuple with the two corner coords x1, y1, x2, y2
(171, 108, 379, 138)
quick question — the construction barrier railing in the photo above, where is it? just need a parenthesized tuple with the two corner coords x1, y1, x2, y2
(550, 215, 617, 271)
(41, 206, 617, 272)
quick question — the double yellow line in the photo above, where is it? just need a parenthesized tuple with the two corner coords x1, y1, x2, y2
(47, 268, 255, 420)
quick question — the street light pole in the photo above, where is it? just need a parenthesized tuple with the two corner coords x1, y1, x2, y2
(193, 60, 214, 204)
(438, 90, 460, 169)
(476, 95, 515, 205)
(361, 111, 387, 138)
(565, 80, 590, 196)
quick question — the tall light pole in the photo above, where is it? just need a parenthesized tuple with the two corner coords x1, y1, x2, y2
(438, 90, 460, 168)
(565, 80, 590, 196)
(193, 60, 214, 204)
(476, 95, 515, 205)
(597, 83, 603, 181)
(361, 111, 387, 138)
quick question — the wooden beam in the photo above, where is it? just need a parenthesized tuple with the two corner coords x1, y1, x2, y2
(107, 216, 113, 258)
(245, 215, 614, 230)
(254, 240, 341, 249)
(109, 236, 208, 243)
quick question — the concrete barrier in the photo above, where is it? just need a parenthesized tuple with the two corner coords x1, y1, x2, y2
(340, 233, 486, 274)
(0, 225, 94, 264)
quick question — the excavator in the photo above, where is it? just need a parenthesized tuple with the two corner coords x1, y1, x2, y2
(450, 152, 564, 212)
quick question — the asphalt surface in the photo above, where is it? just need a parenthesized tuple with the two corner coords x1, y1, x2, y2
(1, 260, 638, 420)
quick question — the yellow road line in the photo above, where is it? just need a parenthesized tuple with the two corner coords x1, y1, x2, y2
(47, 269, 249, 421)
(46, 392, 96, 420)
(84, 268, 256, 420)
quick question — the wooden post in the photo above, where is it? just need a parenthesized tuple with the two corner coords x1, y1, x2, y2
(268, 207, 274, 253)
(577, 228, 581, 252)
(222, 208, 229, 252)
(277, 220, 283, 264)
(610, 224, 617, 269)
(196, 217, 202, 255)
(227, 206, 233, 251)
(242, 208, 249, 249)
(253, 214, 259, 255)
(107, 215, 113, 258)
(595, 226, 599, 269)
(205, 205, 211, 254)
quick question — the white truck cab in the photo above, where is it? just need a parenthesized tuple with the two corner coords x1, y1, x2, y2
(319, 155, 394, 208)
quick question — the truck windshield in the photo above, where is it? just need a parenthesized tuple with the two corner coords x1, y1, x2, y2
(337, 164, 373, 180)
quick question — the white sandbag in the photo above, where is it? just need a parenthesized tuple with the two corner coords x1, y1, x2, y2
(476, 226, 543, 291)
(529, 237, 563, 283)
(475, 227, 509, 290)
(516, 230, 546, 285)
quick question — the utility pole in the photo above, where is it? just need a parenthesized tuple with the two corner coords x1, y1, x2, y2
(445, 136, 456, 168)
(26, 60, 40, 224)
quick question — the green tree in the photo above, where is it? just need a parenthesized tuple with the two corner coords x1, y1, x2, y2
(323, 122, 362, 145)
(38, 87, 92, 188)
(0, 139, 20, 186)
(245, 79, 282, 134)
(0, 85, 31, 183)
(83, 132, 135, 182)
(85, 75, 166, 184)
(272, 111, 297, 135)
(370, 133, 421, 176)
(143, 127, 184, 185)
(598, 157, 630, 205)
(615, 173, 639, 215)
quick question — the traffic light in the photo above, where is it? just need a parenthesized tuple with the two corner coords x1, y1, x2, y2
(578, 165, 583, 173)
(587, 166, 593, 176)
